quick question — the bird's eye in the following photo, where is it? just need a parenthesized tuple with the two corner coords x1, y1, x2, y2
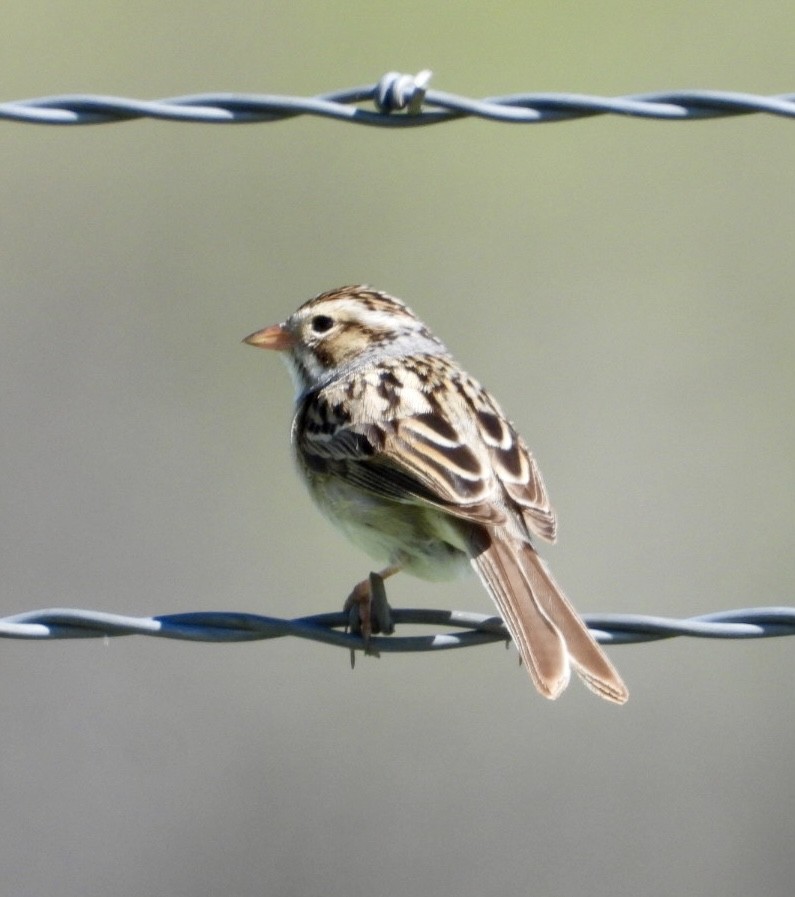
(310, 314, 334, 334)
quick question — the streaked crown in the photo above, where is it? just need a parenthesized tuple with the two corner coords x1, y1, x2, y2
(280, 285, 448, 392)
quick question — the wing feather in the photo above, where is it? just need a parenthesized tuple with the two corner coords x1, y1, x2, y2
(295, 356, 555, 535)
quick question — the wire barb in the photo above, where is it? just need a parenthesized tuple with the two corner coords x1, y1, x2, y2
(2, 76, 795, 127)
(1, 606, 793, 653)
(375, 69, 433, 114)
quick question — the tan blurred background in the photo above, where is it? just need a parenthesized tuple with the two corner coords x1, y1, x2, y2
(2, 3, 794, 896)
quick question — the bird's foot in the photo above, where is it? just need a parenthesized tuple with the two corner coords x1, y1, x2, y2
(344, 570, 396, 665)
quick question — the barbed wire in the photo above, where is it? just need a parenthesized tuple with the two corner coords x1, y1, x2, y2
(1, 606, 793, 655)
(3, 70, 795, 128)
(3, 73, 793, 656)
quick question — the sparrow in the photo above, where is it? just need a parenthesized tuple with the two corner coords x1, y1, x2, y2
(244, 285, 627, 703)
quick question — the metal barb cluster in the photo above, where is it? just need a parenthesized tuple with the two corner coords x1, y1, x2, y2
(2, 72, 795, 127)
(1, 606, 793, 654)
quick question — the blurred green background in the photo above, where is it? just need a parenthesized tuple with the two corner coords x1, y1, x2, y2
(2, 3, 794, 896)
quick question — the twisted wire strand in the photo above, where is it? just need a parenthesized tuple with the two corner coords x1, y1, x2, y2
(3, 72, 792, 654)
(1, 606, 793, 653)
(2, 70, 795, 127)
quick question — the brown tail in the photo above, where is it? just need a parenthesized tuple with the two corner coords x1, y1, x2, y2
(469, 529, 628, 704)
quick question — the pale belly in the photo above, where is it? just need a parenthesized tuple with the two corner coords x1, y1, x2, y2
(308, 474, 471, 582)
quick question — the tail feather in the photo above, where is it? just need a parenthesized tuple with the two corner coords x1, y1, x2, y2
(471, 534, 570, 699)
(469, 529, 628, 704)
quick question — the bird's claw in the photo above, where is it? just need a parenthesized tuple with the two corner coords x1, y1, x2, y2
(344, 571, 395, 664)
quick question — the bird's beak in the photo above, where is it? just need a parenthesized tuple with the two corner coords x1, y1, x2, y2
(242, 323, 294, 351)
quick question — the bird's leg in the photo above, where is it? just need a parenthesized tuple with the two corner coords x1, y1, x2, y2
(344, 565, 400, 661)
